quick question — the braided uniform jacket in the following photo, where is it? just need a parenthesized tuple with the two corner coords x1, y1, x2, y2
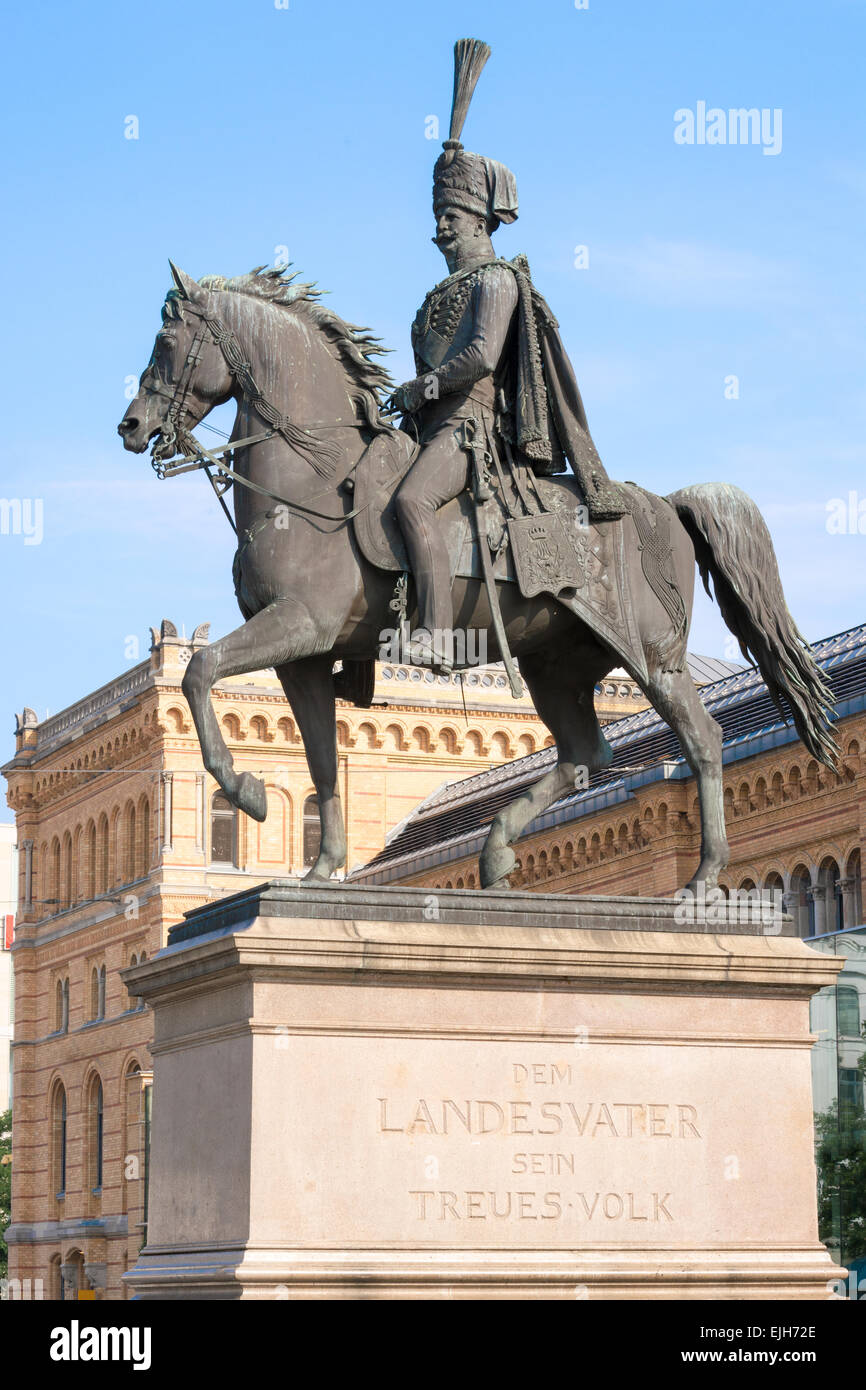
(410, 261, 519, 438)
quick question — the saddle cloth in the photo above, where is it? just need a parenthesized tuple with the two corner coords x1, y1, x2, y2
(351, 430, 649, 683)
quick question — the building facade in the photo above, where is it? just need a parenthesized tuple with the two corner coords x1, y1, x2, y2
(0, 823, 15, 1113)
(353, 626, 865, 940)
(808, 926, 866, 1294)
(2, 618, 585, 1300)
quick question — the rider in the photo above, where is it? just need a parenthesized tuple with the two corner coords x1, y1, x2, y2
(391, 43, 625, 673)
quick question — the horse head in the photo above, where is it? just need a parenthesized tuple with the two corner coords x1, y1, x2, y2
(119, 261, 394, 479)
(118, 262, 235, 459)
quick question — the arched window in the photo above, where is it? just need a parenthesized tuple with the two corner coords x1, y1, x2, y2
(72, 826, 82, 904)
(55, 978, 69, 1034)
(121, 1062, 143, 1216)
(85, 821, 97, 899)
(303, 795, 321, 868)
(138, 799, 150, 878)
(89, 1076, 104, 1192)
(50, 838, 61, 906)
(122, 802, 136, 883)
(763, 872, 784, 922)
(50, 1254, 63, 1302)
(818, 858, 843, 932)
(222, 713, 241, 741)
(52, 1084, 67, 1196)
(98, 815, 109, 895)
(844, 848, 863, 927)
(789, 865, 813, 938)
(90, 965, 105, 1021)
(210, 792, 237, 866)
(61, 833, 73, 909)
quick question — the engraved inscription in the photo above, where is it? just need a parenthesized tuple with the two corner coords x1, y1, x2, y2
(376, 1059, 703, 1230)
(377, 1098, 701, 1139)
(407, 1190, 674, 1222)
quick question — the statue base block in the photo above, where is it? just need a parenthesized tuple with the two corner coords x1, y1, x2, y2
(124, 882, 842, 1300)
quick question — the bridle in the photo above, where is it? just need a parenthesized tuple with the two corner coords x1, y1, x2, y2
(139, 295, 403, 534)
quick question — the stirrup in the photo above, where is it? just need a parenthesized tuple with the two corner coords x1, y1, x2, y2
(404, 630, 453, 676)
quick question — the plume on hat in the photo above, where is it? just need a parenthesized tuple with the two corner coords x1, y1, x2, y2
(433, 38, 518, 230)
(448, 38, 491, 144)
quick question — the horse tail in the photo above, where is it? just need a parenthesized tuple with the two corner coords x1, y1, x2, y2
(666, 482, 838, 768)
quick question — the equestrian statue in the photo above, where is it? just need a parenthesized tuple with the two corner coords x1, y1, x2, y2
(118, 39, 837, 893)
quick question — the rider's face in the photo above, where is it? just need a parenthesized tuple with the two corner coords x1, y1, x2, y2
(433, 206, 486, 264)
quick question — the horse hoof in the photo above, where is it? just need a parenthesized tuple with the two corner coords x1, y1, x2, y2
(302, 868, 335, 886)
(235, 772, 267, 822)
(480, 845, 516, 889)
(484, 876, 513, 893)
(684, 866, 722, 893)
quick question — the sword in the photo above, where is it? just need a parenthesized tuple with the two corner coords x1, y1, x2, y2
(458, 418, 524, 700)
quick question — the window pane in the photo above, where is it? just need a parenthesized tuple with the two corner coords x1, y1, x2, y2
(838, 986, 860, 1038)
(211, 814, 235, 865)
(303, 796, 320, 868)
(839, 1068, 862, 1113)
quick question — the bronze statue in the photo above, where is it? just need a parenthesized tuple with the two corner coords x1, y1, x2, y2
(118, 39, 837, 894)
(390, 39, 623, 673)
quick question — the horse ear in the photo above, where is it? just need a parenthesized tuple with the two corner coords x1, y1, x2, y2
(168, 260, 200, 301)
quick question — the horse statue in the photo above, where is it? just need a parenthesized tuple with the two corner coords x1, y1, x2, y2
(118, 261, 837, 891)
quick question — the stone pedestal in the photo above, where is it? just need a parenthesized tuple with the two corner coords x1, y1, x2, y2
(124, 882, 843, 1300)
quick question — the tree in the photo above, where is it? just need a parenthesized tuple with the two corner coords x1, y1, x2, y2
(0, 1108, 11, 1280)
(815, 1022, 866, 1270)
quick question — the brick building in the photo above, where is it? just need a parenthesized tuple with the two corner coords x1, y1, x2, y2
(353, 625, 865, 942)
(1, 618, 594, 1300)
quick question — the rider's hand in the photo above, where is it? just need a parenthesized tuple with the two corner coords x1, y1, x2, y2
(389, 378, 428, 415)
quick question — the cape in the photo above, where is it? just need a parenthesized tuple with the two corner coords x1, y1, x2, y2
(501, 255, 624, 517)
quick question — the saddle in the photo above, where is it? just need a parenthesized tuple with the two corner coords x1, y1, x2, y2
(347, 428, 653, 687)
(351, 429, 514, 583)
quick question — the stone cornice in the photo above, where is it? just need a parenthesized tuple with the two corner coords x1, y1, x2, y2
(124, 884, 841, 1011)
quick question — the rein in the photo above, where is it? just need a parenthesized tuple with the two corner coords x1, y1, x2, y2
(142, 295, 409, 534)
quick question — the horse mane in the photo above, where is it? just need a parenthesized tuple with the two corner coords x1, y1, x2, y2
(169, 265, 394, 432)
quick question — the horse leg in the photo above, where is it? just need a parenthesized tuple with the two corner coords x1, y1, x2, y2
(275, 656, 346, 881)
(641, 664, 728, 889)
(479, 646, 613, 890)
(181, 598, 323, 822)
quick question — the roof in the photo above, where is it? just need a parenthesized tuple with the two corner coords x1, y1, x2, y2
(684, 652, 745, 684)
(351, 623, 866, 882)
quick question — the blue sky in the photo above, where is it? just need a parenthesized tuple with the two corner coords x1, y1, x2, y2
(2, 0, 864, 722)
